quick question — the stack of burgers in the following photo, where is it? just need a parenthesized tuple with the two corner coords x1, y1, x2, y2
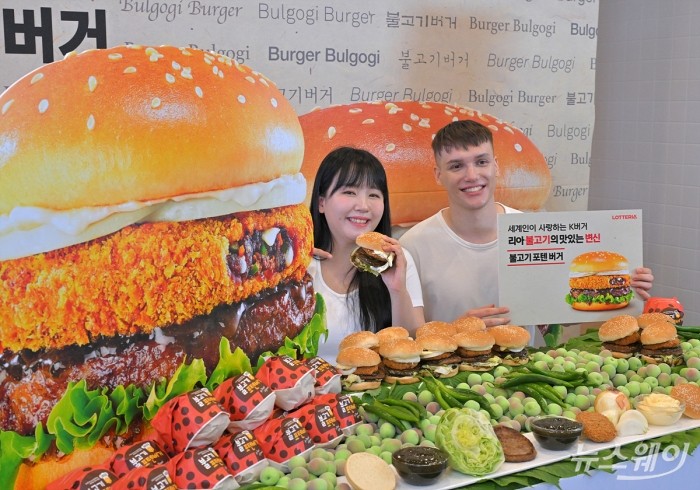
(334, 319, 532, 388)
(598, 314, 683, 366)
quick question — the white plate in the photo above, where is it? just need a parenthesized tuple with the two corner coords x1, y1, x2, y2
(339, 416, 700, 489)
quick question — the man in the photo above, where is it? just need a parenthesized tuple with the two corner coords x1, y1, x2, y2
(399, 120, 654, 336)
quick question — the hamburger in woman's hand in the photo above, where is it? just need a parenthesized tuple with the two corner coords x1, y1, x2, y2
(350, 232, 395, 276)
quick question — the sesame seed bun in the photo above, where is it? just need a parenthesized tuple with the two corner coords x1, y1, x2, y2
(378, 338, 422, 361)
(640, 321, 678, 346)
(489, 325, 530, 349)
(636, 312, 675, 329)
(671, 384, 700, 419)
(355, 231, 389, 252)
(0, 45, 303, 214)
(417, 334, 457, 356)
(453, 330, 496, 351)
(598, 315, 639, 342)
(376, 326, 410, 345)
(338, 331, 379, 351)
(452, 316, 487, 333)
(416, 321, 456, 338)
(335, 347, 381, 368)
(299, 101, 552, 226)
(569, 251, 628, 274)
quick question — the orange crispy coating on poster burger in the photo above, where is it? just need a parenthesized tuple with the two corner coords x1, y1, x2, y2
(0, 204, 311, 353)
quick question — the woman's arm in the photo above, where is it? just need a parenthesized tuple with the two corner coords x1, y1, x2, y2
(380, 239, 425, 334)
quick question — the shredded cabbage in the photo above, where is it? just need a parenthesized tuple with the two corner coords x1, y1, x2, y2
(435, 407, 504, 476)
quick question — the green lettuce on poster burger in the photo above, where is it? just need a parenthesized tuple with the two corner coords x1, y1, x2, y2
(0, 44, 326, 488)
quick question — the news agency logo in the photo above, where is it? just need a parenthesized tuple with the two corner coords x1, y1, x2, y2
(572, 441, 691, 480)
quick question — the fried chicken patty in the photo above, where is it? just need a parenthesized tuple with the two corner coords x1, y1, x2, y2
(1, 275, 316, 435)
(0, 204, 312, 353)
(569, 274, 630, 290)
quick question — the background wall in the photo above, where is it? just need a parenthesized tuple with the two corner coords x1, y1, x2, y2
(590, 0, 700, 325)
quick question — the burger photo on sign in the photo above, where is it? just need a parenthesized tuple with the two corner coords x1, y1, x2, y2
(0, 45, 327, 489)
(565, 251, 634, 311)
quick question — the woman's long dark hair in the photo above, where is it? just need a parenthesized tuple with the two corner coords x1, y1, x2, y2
(310, 147, 392, 332)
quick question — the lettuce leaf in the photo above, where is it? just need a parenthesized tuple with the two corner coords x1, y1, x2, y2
(205, 338, 253, 391)
(0, 425, 53, 488)
(566, 291, 634, 306)
(46, 379, 142, 454)
(143, 358, 207, 420)
(0, 293, 328, 488)
(436, 407, 505, 476)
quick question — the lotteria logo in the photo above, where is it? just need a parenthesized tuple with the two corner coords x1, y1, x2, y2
(612, 214, 638, 219)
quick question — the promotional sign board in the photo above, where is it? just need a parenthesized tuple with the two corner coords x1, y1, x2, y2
(498, 210, 644, 325)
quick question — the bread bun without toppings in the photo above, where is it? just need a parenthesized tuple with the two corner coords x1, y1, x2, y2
(671, 384, 700, 419)
(299, 101, 552, 225)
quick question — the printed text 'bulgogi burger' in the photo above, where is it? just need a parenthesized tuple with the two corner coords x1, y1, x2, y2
(0, 45, 323, 488)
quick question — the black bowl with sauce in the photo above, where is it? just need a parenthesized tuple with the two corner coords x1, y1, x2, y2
(530, 416, 583, 451)
(392, 446, 449, 485)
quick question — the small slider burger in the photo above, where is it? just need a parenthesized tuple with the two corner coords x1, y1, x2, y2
(566, 251, 634, 311)
(375, 326, 410, 349)
(350, 231, 394, 276)
(338, 331, 379, 352)
(640, 321, 683, 366)
(415, 321, 456, 338)
(453, 330, 499, 372)
(379, 338, 422, 384)
(490, 325, 531, 366)
(636, 312, 675, 329)
(598, 315, 640, 359)
(452, 316, 487, 334)
(335, 347, 384, 391)
(416, 334, 461, 378)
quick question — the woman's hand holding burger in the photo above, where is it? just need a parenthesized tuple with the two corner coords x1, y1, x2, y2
(376, 236, 407, 292)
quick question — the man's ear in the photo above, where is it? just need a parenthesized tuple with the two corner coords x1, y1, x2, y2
(494, 156, 500, 176)
(433, 162, 442, 184)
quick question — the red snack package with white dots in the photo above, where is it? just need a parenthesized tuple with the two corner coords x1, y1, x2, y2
(111, 465, 177, 490)
(108, 439, 170, 478)
(151, 387, 230, 456)
(314, 393, 362, 436)
(287, 401, 344, 448)
(166, 446, 237, 490)
(213, 371, 276, 432)
(252, 414, 314, 471)
(305, 356, 342, 395)
(255, 355, 316, 411)
(213, 429, 269, 485)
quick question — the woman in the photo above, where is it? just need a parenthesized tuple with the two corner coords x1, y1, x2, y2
(309, 147, 424, 363)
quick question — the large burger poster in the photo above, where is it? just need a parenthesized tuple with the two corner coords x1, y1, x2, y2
(0, 45, 326, 488)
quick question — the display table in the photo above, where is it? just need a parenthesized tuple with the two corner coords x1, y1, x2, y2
(388, 418, 700, 489)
